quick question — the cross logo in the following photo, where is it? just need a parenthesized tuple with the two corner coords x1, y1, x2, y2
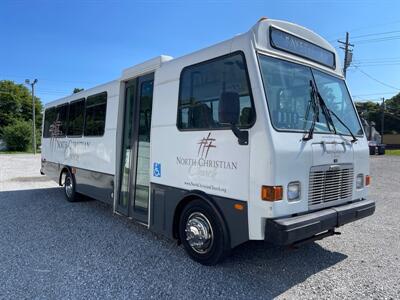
(197, 132, 216, 159)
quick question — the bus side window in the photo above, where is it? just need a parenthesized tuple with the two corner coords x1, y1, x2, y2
(177, 52, 255, 130)
(67, 98, 85, 137)
(55, 103, 69, 137)
(84, 92, 107, 137)
(43, 105, 68, 138)
(43, 107, 56, 138)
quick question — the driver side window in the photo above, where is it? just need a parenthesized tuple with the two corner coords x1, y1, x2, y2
(177, 52, 255, 130)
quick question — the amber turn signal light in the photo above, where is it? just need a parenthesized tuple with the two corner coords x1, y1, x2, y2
(261, 185, 283, 201)
(365, 175, 371, 186)
(234, 203, 245, 211)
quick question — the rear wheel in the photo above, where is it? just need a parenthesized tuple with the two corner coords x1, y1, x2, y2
(64, 170, 78, 202)
(378, 146, 385, 155)
(179, 199, 230, 265)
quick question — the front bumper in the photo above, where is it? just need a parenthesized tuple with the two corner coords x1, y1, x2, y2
(265, 199, 375, 245)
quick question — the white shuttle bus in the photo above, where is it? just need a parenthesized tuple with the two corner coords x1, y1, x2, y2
(41, 18, 375, 265)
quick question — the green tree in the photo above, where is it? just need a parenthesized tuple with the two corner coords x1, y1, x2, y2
(0, 80, 43, 140)
(2, 120, 32, 151)
(355, 92, 400, 134)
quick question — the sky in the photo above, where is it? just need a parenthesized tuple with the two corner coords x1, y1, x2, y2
(1, 0, 399, 104)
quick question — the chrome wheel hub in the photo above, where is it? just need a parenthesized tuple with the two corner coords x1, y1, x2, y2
(185, 212, 213, 253)
(65, 176, 73, 198)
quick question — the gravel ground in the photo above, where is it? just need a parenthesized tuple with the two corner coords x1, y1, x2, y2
(0, 154, 399, 299)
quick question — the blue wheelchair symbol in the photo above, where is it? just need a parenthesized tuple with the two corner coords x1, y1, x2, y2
(153, 163, 161, 177)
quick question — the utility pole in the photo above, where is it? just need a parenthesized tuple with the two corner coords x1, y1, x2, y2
(25, 79, 38, 154)
(381, 97, 385, 144)
(338, 32, 354, 78)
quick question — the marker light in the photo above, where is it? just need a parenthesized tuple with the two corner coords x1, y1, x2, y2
(366, 175, 371, 186)
(234, 203, 245, 211)
(261, 186, 283, 201)
(356, 173, 364, 189)
(287, 181, 301, 201)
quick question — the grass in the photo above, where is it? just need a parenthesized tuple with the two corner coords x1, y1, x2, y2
(0, 149, 41, 154)
(386, 149, 400, 156)
(0, 151, 34, 154)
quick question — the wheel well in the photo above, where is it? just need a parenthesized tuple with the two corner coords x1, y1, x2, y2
(172, 192, 229, 243)
(59, 167, 70, 186)
(172, 195, 196, 240)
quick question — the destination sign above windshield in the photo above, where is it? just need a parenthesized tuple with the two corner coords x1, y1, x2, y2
(270, 27, 335, 69)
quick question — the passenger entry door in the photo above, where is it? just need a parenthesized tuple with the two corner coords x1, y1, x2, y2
(117, 73, 154, 223)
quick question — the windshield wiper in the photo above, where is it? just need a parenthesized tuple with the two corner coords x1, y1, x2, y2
(302, 81, 320, 141)
(323, 104, 358, 143)
(303, 80, 336, 141)
(315, 87, 358, 143)
(303, 80, 357, 143)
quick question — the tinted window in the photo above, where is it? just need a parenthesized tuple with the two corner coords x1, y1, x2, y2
(138, 81, 153, 141)
(43, 107, 56, 138)
(84, 92, 107, 136)
(178, 52, 255, 130)
(55, 104, 69, 137)
(67, 98, 85, 136)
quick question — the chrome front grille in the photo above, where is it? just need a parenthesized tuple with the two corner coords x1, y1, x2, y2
(308, 164, 354, 209)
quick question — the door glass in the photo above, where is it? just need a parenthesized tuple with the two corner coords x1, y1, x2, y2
(119, 84, 135, 210)
(133, 80, 153, 213)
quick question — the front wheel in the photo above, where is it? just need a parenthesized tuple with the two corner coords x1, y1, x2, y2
(179, 199, 230, 265)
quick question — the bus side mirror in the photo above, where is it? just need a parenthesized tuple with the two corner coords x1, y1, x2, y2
(219, 92, 240, 125)
(219, 92, 249, 145)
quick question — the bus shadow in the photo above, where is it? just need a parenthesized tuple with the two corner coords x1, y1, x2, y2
(0, 187, 348, 299)
(218, 239, 347, 297)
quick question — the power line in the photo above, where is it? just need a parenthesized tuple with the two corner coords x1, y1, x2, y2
(354, 36, 400, 45)
(353, 66, 400, 91)
(385, 111, 400, 122)
(352, 92, 397, 97)
(326, 19, 400, 41)
(351, 30, 400, 39)
(353, 58, 400, 63)
(354, 98, 383, 102)
(0, 89, 69, 97)
(36, 88, 70, 93)
(332, 32, 400, 43)
(350, 62, 400, 67)
(0, 74, 97, 85)
(355, 56, 400, 60)
(352, 62, 400, 65)
(0, 87, 70, 94)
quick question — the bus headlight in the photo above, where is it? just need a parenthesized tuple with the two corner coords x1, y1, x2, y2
(356, 174, 364, 189)
(287, 181, 301, 201)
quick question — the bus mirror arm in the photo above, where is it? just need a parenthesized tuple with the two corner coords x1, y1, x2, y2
(230, 124, 249, 145)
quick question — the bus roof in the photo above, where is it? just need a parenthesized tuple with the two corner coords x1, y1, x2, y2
(44, 18, 342, 108)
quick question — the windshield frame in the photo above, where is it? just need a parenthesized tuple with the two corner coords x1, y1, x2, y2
(257, 52, 364, 137)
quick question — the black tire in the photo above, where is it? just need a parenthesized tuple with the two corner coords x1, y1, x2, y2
(369, 146, 375, 155)
(178, 199, 230, 265)
(63, 170, 78, 202)
(378, 146, 385, 155)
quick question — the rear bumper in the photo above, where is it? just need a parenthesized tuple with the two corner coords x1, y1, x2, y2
(265, 199, 375, 245)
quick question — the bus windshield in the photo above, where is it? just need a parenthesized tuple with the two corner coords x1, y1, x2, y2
(258, 54, 363, 136)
